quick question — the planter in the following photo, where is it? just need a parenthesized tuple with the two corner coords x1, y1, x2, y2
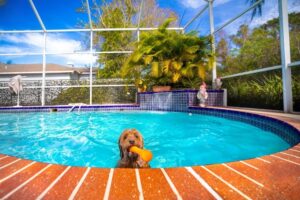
(138, 87, 146, 93)
(152, 86, 171, 92)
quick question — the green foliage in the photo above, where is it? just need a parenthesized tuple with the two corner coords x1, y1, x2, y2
(223, 71, 300, 111)
(180, 77, 202, 89)
(94, 0, 137, 78)
(51, 88, 90, 105)
(216, 12, 300, 111)
(122, 18, 210, 89)
(292, 68, 300, 111)
(78, 0, 178, 78)
(218, 12, 300, 76)
(247, 0, 265, 19)
(51, 86, 136, 105)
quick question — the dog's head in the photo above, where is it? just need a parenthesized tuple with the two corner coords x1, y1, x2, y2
(118, 129, 144, 160)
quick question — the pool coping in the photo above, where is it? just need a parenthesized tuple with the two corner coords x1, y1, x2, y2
(0, 106, 299, 199)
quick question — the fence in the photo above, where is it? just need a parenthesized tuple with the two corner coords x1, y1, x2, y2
(0, 79, 136, 106)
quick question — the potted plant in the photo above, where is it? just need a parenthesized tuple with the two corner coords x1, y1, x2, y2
(122, 18, 210, 92)
(150, 76, 172, 92)
(136, 79, 147, 92)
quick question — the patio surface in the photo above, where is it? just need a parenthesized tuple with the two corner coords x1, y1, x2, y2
(0, 108, 299, 200)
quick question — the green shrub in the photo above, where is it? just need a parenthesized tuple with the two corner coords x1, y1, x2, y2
(223, 70, 300, 111)
(51, 87, 136, 105)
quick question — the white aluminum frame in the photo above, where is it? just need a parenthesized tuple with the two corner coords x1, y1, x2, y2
(0, 27, 184, 34)
(279, 0, 293, 112)
(0, 51, 134, 56)
(288, 61, 300, 68)
(183, 4, 209, 30)
(213, 0, 263, 34)
(198, 0, 295, 113)
(137, 0, 144, 42)
(221, 65, 282, 80)
(208, 0, 216, 86)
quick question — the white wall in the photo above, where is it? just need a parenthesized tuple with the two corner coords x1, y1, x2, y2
(0, 73, 72, 82)
(79, 73, 96, 80)
(0, 72, 97, 82)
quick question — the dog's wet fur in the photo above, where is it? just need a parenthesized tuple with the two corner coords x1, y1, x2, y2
(116, 129, 150, 168)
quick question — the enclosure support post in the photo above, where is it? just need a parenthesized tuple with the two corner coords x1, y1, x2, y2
(137, 0, 144, 42)
(89, 31, 93, 105)
(41, 32, 46, 106)
(223, 89, 227, 107)
(279, 0, 293, 112)
(184, 4, 209, 30)
(208, 0, 217, 87)
(29, 0, 46, 106)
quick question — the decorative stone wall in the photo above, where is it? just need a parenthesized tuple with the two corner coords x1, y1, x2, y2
(0, 79, 136, 106)
(138, 90, 225, 111)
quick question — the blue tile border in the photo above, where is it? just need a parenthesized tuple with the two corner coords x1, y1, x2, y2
(188, 106, 300, 146)
(0, 104, 140, 110)
(139, 89, 224, 94)
(0, 104, 141, 113)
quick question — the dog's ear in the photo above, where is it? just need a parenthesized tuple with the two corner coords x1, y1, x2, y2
(140, 134, 144, 148)
(118, 137, 124, 159)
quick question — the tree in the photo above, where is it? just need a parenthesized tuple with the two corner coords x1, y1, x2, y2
(216, 38, 229, 63)
(231, 25, 250, 48)
(218, 12, 300, 76)
(247, 0, 265, 19)
(216, 12, 300, 111)
(122, 19, 209, 90)
(78, 0, 178, 78)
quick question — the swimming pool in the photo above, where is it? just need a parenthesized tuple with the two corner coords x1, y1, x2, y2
(0, 110, 297, 168)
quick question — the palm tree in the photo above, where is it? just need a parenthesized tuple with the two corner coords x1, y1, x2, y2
(122, 19, 210, 90)
(247, 0, 265, 19)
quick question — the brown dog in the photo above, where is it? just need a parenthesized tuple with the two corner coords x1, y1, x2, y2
(116, 129, 150, 168)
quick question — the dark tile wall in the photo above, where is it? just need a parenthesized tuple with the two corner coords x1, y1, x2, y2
(188, 90, 224, 107)
(138, 90, 225, 111)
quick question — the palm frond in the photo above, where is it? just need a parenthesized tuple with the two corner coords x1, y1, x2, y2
(151, 62, 160, 77)
(247, 0, 265, 20)
(172, 73, 181, 83)
(198, 66, 206, 80)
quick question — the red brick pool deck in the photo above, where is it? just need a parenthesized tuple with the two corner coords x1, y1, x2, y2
(0, 108, 299, 200)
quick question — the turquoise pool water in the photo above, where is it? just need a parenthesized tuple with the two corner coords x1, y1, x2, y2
(0, 111, 290, 168)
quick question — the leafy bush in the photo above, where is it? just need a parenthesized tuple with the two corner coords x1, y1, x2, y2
(122, 19, 210, 90)
(223, 70, 300, 111)
(51, 87, 136, 105)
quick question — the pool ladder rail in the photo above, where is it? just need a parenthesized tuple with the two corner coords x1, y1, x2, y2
(68, 105, 76, 112)
(78, 104, 82, 112)
(68, 103, 85, 112)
